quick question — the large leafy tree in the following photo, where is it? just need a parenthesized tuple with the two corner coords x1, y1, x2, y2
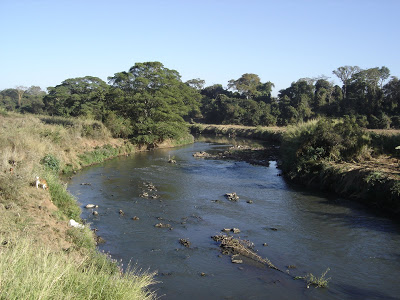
(228, 73, 274, 101)
(278, 80, 313, 125)
(107, 62, 201, 144)
(44, 76, 108, 119)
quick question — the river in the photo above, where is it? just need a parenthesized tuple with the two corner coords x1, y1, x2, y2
(67, 136, 400, 300)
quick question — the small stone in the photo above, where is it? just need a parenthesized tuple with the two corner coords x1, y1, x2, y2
(222, 228, 230, 232)
(263, 243, 268, 246)
(200, 272, 206, 277)
(246, 200, 253, 204)
(179, 238, 191, 248)
(231, 259, 243, 264)
(119, 210, 124, 215)
(92, 211, 99, 216)
(232, 228, 241, 234)
(132, 216, 139, 220)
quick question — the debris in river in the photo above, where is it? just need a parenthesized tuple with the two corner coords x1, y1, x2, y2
(155, 223, 171, 228)
(221, 228, 241, 233)
(80, 182, 91, 186)
(212, 234, 281, 271)
(231, 254, 243, 264)
(85, 204, 98, 209)
(193, 151, 212, 158)
(179, 238, 191, 248)
(225, 192, 239, 201)
(92, 210, 99, 216)
(246, 200, 253, 204)
(132, 216, 139, 220)
(95, 235, 105, 245)
(119, 209, 124, 216)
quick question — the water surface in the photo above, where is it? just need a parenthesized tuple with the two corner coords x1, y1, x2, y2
(67, 137, 400, 300)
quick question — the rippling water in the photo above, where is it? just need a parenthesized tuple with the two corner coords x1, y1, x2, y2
(67, 137, 400, 300)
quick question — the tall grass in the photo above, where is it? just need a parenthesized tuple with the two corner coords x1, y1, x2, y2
(0, 235, 156, 300)
(0, 113, 156, 299)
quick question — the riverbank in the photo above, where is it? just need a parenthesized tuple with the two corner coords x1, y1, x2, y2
(190, 122, 400, 218)
(189, 123, 284, 143)
(0, 112, 195, 299)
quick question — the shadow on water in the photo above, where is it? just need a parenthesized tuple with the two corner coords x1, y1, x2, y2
(332, 283, 400, 300)
(284, 182, 400, 234)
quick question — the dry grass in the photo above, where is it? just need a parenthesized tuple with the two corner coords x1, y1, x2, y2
(0, 112, 155, 299)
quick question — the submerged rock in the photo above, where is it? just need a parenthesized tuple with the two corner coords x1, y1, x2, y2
(155, 223, 171, 228)
(179, 238, 191, 248)
(225, 192, 239, 201)
(232, 228, 241, 234)
(85, 204, 98, 209)
(193, 151, 212, 158)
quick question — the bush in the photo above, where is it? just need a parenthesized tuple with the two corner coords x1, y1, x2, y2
(281, 117, 370, 177)
(41, 154, 60, 172)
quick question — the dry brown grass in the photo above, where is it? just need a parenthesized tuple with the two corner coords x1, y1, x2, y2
(0, 112, 127, 248)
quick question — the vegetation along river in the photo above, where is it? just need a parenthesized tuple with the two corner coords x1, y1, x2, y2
(67, 136, 400, 300)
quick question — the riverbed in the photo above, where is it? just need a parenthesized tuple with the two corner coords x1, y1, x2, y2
(67, 137, 400, 300)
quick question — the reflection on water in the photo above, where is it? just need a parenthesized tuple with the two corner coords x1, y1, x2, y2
(67, 137, 400, 300)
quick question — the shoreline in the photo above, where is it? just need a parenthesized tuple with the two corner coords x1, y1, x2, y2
(190, 123, 400, 219)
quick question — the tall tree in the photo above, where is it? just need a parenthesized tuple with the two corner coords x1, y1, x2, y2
(108, 62, 200, 144)
(228, 73, 261, 99)
(15, 86, 27, 108)
(332, 66, 360, 97)
(44, 76, 108, 119)
(185, 78, 205, 90)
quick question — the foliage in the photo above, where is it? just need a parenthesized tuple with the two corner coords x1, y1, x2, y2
(40, 154, 60, 172)
(296, 268, 331, 288)
(281, 117, 370, 177)
(78, 144, 120, 166)
(46, 171, 81, 220)
(43, 76, 108, 120)
(107, 62, 200, 144)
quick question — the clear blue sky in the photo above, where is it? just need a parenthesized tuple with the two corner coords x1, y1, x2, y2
(1, 0, 399, 95)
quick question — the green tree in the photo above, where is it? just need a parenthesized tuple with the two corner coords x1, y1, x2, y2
(108, 62, 198, 145)
(44, 76, 108, 119)
(228, 73, 265, 99)
(332, 65, 360, 97)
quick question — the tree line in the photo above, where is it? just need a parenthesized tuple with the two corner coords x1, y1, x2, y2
(1, 62, 399, 144)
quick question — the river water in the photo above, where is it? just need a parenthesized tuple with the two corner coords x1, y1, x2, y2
(67, 137, 400, 300)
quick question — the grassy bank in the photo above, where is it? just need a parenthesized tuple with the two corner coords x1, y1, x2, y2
(0, 112, 158, 299)
(189, 123, 284, 143)
(280, 118, 400, 217)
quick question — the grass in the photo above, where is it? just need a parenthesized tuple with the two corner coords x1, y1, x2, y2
(189, 123, 284, 143)
(0, 112, 156, 299)
(0, 235, 156, 300)
(295, 268, 331, 288)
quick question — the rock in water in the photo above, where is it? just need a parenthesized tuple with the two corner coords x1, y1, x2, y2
(225, 192, 239, 201)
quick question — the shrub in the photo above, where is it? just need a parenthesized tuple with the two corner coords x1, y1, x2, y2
(40, 154, 60, 172)
(281, 117, 370, 177)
